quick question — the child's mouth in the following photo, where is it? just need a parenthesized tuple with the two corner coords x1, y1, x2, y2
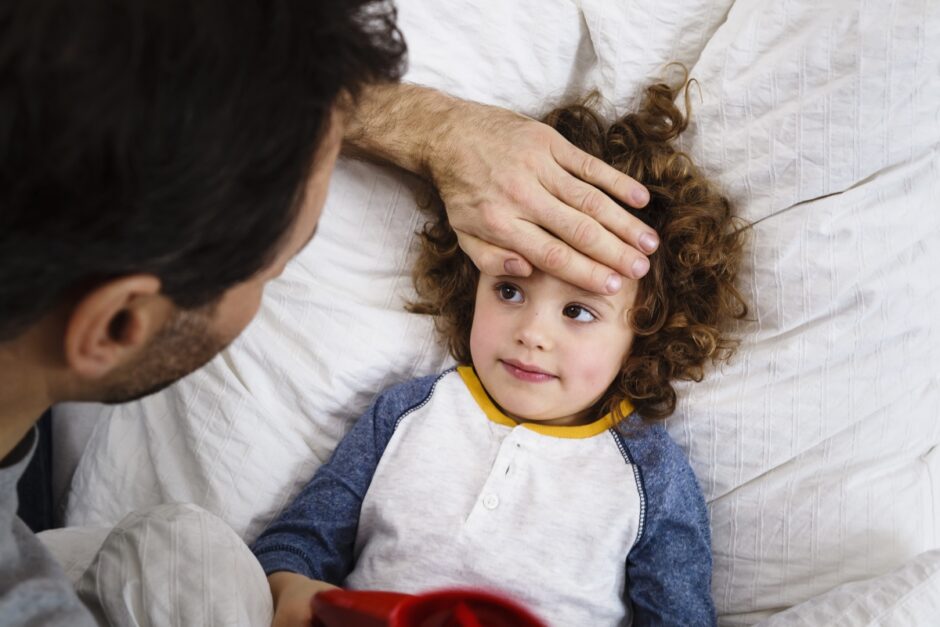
(500, 360, 556, 383)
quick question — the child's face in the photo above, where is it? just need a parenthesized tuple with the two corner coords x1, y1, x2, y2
(470, 270, 639, 427)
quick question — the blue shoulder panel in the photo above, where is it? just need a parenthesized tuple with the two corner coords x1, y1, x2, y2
(612, 416, 717, 626)
(250, 370, 447, 584)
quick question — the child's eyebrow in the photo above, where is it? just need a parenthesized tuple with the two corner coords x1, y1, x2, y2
(570, 287, 616, 311)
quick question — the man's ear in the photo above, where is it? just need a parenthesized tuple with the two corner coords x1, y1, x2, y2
(63, 275, 170, 379)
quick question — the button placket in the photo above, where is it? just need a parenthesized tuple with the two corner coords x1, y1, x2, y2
(474, 430, 522, 515)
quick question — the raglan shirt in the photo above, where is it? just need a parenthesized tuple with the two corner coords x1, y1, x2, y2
(253, 368, 715, 626)
(0, 429, 95, 627)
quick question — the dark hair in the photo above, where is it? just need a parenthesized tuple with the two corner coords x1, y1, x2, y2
(410, 77, 748, 421)
(0, 0, 406, 340)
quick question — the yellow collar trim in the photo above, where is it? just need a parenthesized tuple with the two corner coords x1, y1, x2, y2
(456, 366, 633, 440)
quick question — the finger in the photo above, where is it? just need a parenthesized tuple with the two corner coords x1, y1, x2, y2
(455, 230, 533, 278)
(550, 135, 650, 209)
(470, 218, 643, 294)
(525, 223, 634, 294)
(542, 171, 660, 255)
(456, 203, 648, 289)
(507, 187, 649, 281)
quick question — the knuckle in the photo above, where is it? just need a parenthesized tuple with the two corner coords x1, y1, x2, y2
(519, 148, 543, 171)
(527, 122, 553, 142)
(577, 188, 606, 217)
(503, 177, 531, 206)
(571, 218, 598, 249)
(579, 154, 601, 180)
(541, 243, 570, 271)
(477, 203, 507, 236)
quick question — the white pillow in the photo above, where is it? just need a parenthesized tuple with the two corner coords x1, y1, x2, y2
(756, 549, 940, 626)
(664, 1, 940, 620)
(62, 0, 940, 622)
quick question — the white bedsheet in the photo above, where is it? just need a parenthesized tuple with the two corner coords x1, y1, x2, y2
(53, 0, 940, 623)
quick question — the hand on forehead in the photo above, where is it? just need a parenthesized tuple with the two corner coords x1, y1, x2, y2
(428, 103, 656, 295)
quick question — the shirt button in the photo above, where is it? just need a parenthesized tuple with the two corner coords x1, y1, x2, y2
(482, 494, 500, 510)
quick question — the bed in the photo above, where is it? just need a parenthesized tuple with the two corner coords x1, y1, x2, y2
(40, 0, 940, 624)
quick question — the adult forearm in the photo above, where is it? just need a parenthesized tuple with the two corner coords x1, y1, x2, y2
(344, 82, 490, 180)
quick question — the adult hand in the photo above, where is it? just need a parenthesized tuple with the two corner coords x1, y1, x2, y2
(268, 571, 337, 627)
(345, 84, 656, 294)
(426, 100, 657, 294)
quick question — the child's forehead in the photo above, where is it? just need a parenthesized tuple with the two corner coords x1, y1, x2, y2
(491, 270, 638, 309)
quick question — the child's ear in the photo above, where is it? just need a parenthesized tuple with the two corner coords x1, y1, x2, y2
(63, 274, 170, 379)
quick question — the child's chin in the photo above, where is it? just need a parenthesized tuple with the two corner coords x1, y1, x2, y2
(506, 406, 564, 424)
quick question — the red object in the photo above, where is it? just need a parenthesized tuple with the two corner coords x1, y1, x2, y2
(311, 588, 548, 627)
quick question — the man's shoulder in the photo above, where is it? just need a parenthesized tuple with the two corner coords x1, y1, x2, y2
(0, 513, 96, 626)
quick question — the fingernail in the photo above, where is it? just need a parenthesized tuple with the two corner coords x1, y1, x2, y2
(632, 188, 650, 206)
(639, 232, 659, 253)
(632, 257, 650, 278)
(504, 259, 524, 276)
(605, 274, 622, 294)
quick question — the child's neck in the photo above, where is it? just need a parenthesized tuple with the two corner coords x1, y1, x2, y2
(480, 385, 600, 428)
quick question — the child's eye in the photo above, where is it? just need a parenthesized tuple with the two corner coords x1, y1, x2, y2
(563, 304, 596, 322)
(496, 283, 523, 303)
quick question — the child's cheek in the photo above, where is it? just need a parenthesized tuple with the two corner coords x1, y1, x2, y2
(575, 355, 618, 394)
(574, 336, 628, 391)
(468, 310, 498, 364)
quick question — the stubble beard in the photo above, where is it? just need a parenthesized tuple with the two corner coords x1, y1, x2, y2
(100, 304, 230, 404)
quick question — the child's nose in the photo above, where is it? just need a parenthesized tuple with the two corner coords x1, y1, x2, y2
(514, 311, 552, 351)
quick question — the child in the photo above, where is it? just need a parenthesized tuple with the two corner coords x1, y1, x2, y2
(251, 77, 747, 627)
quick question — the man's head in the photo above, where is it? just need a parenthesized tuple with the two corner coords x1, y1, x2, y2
(0, 0, 405, 402)
(71, 117, 342, 403)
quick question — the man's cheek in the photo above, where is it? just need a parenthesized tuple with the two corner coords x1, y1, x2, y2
(212, 284, 265, 343)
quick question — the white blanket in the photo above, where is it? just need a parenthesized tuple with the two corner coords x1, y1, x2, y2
(53, 0, 940, 623)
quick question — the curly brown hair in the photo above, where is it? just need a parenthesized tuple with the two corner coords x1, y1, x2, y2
(410, 76, 748, 421)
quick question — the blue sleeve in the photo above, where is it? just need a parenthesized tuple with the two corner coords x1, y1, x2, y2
(617, 421, 716, 626)
(250, 373, 442, 585)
